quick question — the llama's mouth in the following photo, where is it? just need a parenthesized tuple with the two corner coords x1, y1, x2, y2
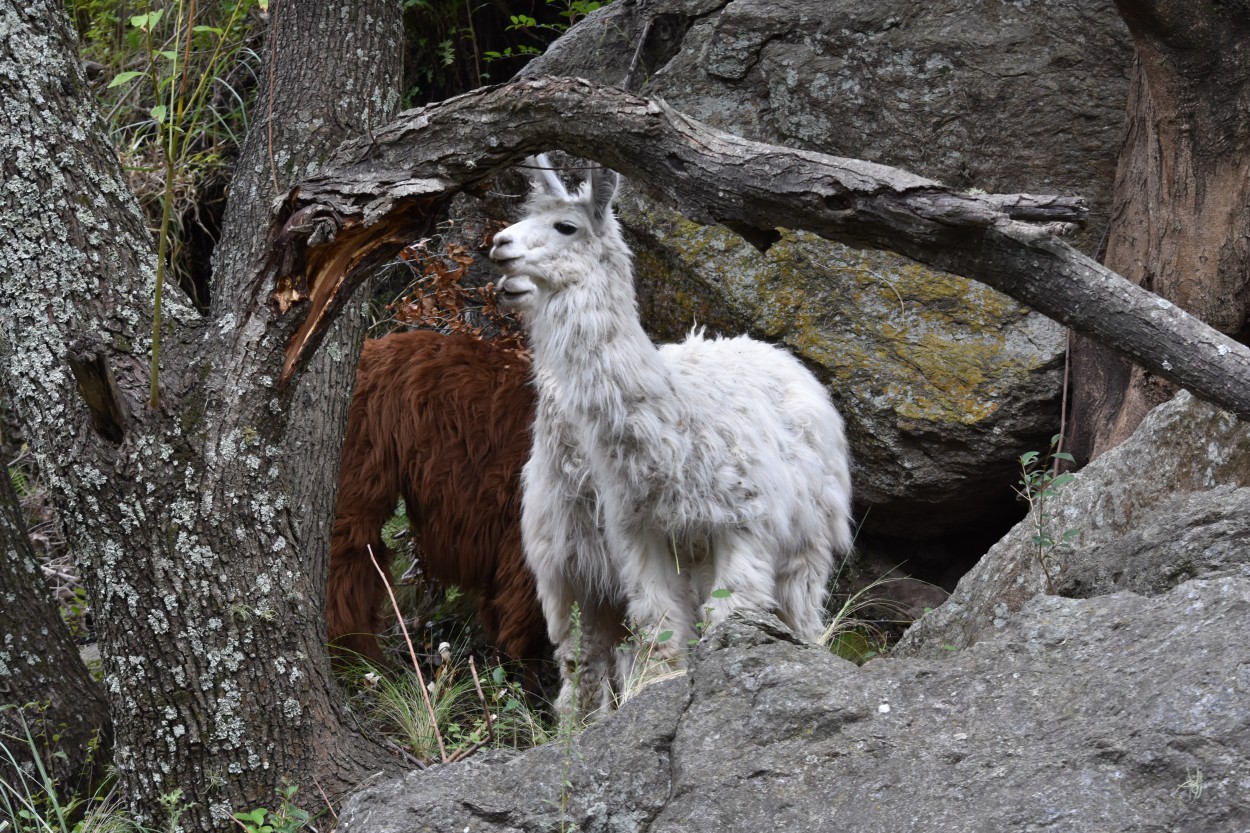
(495, 275, 536, 305)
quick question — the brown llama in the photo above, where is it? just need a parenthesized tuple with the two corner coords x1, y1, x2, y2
(326, 328, 546, 680)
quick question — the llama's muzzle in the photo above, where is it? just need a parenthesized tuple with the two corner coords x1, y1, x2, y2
(495, 274, 536, 306)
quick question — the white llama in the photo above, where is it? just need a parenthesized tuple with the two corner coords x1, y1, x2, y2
(491, 155, 853, 711)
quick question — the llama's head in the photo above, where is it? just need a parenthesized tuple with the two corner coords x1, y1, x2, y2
(490, 155, 626, 312)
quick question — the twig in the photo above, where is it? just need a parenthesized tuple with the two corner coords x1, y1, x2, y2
(366, 544, 447, 763)
(380, 736, 427, 769)
(445, 737, 490, 764)
(311, 777, 338, 822)
(467, 655, 495, 744)
(621, 13, 655, 93)
(38, 566, 79, 583)
(866, 268, 907, 315)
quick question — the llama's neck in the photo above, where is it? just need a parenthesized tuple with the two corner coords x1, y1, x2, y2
(526, 252, 677, 456)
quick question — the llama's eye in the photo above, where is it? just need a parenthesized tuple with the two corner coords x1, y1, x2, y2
(554, 221, 578, 236)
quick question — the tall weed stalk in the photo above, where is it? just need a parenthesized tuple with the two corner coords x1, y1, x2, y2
(93, 0, 265, 405)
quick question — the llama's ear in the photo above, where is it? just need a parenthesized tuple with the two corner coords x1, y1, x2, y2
(589, 164, 620, 224)
(523, 154, 568, 199)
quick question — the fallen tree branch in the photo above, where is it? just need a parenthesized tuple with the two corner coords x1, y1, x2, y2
(269, 76, 1250, 419)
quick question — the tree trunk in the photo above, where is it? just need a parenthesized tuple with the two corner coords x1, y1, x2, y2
(0, 2, 402, 829)
(1069, 1, 1250, 461)
(0, 468, 111, 796)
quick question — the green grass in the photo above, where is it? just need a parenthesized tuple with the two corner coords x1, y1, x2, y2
(347, 648, 555, 763)
(0, 706, 140, 833)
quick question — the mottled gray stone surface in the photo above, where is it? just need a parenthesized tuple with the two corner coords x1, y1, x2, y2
(341, 586, 1250, 832)
(897, 391, 1250, 658)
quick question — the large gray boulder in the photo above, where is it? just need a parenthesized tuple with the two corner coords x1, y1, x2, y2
(340, 586, 1250, 832)
(896, 391, 1250, 658)
(522, 1, 1133, 539)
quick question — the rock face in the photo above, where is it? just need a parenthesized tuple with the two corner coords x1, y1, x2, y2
(340, 590, 1250, 832)
(896, 391, 1250, 658)
(522, 0, 1133, 544)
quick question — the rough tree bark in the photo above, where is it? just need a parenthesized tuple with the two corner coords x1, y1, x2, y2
(266, 77, 1250, 422)
(0, 2, 402, 829)
(1069, 0, 1250, 461)
(0, 468, 112, 794)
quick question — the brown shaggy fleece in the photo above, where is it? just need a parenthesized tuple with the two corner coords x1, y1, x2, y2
(326, 330, 546, 681)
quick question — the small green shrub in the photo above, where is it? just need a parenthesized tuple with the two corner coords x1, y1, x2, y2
(232, 781, 312, 833)
(1014, 434, 1079, 594)
(402, 0, 610, 105)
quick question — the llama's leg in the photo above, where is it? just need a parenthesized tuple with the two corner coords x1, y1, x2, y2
(519, 447, 594, 713)
(773, 540, 835, 643)
(327, 425, 402, 667)
(523, 542, 578, 712)
(612, 525, 697, 688)
(571, 599, 628, 717)
(701, 528, 781, 632)
(486, 523, 548, 696)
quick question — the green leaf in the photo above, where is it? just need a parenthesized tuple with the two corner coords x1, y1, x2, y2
(159, 50, 179, 61)
(193, 25, 223, 35)
(1050, 473, 1076, 488)
(107, 70, 144, 88)
(491, 666, 506, 685)
(655, 630, 673, 643)
(150, 104, 167, 123)
(710, 588, 734, 598)
(233, 808, 268, 825)
(1053, 451, 1075, 462)
(1019, 450, 1040, 466)
(130, 9, 164, 30)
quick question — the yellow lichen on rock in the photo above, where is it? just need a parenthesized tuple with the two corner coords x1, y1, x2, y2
(624, 198, 1058, 430)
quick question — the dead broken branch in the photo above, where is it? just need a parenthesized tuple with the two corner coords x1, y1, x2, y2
(269, 76, 1249, 419)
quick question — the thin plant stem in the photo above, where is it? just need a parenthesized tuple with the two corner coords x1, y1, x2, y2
(311, 777, 337, 822)
(467, 655, 495, 744)
(266, 0, 280, 196)
(1055, 329, 1072, 476)
(150, 149, 174, 408)
(178, 0, 196, 102)
(366, 544, 447, 763)
(464, 1, 482, 88)
(148, 0, 186, 409)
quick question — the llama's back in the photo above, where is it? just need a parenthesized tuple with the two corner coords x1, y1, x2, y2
(659, 331, 853, 558)
(328, 329, 546, 669)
